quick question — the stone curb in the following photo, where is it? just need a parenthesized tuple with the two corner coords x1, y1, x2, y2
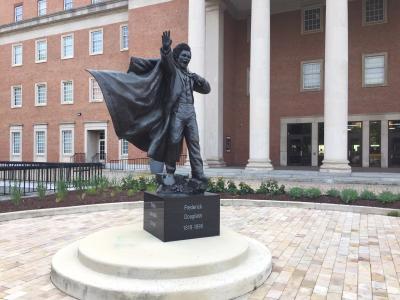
(0, 199, 398, 223)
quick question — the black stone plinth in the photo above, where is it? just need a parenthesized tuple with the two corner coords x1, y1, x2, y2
(143, 192, 220, 242)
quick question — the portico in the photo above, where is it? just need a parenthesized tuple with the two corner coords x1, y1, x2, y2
(189, 0, 353, 173)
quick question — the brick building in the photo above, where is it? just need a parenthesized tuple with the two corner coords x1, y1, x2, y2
(0, 0, 399, 173)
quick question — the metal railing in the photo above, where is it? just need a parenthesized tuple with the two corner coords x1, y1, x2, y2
(108, 155, 187, 171)
(0, 161, 103, 195)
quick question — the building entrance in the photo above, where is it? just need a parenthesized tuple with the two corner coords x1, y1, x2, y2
(287, 123, 311, 166)
(86, 130, 106, 163)
(348, 121, 362, 167)
(389, 120, 400, 167)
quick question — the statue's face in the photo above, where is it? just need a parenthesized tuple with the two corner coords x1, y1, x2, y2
(177, 50, 191, 69)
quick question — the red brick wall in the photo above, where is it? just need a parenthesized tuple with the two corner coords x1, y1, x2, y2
(0, 21, 130, 161)
(0, 0, 94, 26)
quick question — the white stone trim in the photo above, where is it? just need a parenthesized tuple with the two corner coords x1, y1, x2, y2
(11, 43, 23, 67)
(362, 52, 388, 88)
(119, 24, 128, 51)
(11, 85, 22, 108)
(84, 122, 108, 163)
(33, 124, 48, 162)
(128, 0, 172, 9)
(362, 0, 388, 26)
(34, 82, 47, 106)
(59, 124, 75, 162)
(61, 80, 74, 105)
(0, 9, 128, 46)
(61, 33, 74, 59)
(89, 77, 103, 102)
(35, 38, 47, 63)
(300, 59, 324, 92)
(10, 125, 23, 161)
(119, 139, 129, 159)
(89, 28, 103, 55)
(362, 120, 370, 167)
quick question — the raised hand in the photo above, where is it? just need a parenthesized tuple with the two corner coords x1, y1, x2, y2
(162, 31, 172, 51)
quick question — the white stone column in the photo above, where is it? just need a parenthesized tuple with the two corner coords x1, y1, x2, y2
(188, 0, 208, 167)
(205, 0, 226, 167)
(312, 122, 318, 167)
(245, 0, 273, 170)
(362, 120, 370, 167)
(381, 120, 388, 168)
(320, 0, 351, 173)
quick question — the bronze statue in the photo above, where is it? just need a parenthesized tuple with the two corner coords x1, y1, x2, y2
(88, 31, 210, 192)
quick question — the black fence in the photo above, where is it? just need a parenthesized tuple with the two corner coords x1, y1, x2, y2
(108, 155, 188, 171)
(0, 161, 103, 195)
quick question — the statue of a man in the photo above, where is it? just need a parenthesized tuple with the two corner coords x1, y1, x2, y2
(160, 31, 210, 182)
(88, 31, 210, 185)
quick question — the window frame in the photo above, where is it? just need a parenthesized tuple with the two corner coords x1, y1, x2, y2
(119, 139, 129, 158)
(300, 59, 324, 92)
(120, 24, 129, 51)
(61, 33, 74, 59)
(35, 39, 48, 63)
(64, 0, 73, 10)
(14, 4, 23, 22)
(301, 5, 324, 35)
(37, 0, 47, 16)
(89, 28, 104, 55)
(10, 127, 23, 160)
(12, 43, 23, 67)
(362, 0, 388, 26)
(35, 82, 47, 106)
(34, 126, 47, 157)
(362, 52, 388, 88)
(60, 126, 74, 157)
(11, 85, 23, 108)
(61, 80, 74, 104)
(89, 78, 103, 102)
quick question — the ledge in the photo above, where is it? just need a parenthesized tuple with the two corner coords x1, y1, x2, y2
(0, 0, 128, 34)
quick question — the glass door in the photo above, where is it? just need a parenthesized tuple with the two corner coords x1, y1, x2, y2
(287, 123, 312, 166)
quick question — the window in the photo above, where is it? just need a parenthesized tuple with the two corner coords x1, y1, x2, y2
(89, 29, 103, 55)
(12, 44, 23, 66)
(64, 0, 73, 10)
(120, 139, 129, 156)
(302, 6, 323, 34)
(61, 130, 73, 155)
(61, 81, 74, 104)
(363, 0, 387, 25)
(11, 85, 22, 108)
(11, 132, 21, 155)
(35, 131, 46, 155)
(37, 0, 47, 16)
(35, 83, 47, 106)
(120, 25, 128, 51)
(35, 39, 47, 63)
(61, 34, 74, 59)
(90, 78, 103, 101)
(15, 5, 23, 22)
(363, 53, 387, 87)
(301, 60, 323, 91)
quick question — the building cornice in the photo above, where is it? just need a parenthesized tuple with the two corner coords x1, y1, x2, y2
(0, 0, 128, 35)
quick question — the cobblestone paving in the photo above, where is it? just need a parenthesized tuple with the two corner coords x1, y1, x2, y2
(1, 206, 400, 300)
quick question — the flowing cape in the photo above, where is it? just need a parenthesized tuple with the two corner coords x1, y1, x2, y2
(87, 57, 177, 162)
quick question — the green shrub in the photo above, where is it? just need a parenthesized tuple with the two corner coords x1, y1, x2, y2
(304, 188, 321, 198)
(377, 191, 399, 204)
(97, 177, 110, 192)
(288, 187, 304, 199)
(86, 187, 97, 196)
(326, 189, 340, 198)
(340, 189, 358, 204)
(121, 174, 136, 190)
(238, 182, 254, 195)
(226, 180, 238, 194)
(256, 180, 285, 195)
(137, 176, 148, 191)
(10, 185, 22, 205)
(387, 211, 400, 217)
(37, 183, 46, 200)
(145, 179, 158, 192)
(56, 180, 68, 202)
(359, 190, 376, 200)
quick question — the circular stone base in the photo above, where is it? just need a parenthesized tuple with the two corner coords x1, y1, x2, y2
(51, 224, 272, 300)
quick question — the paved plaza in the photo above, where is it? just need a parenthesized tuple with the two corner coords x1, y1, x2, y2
(1, 204, 400, 299)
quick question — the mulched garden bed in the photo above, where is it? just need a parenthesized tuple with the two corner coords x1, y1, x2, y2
(1, 191, 400, 214)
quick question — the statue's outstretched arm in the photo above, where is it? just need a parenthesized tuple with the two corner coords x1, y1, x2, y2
(160, 31, 175, 74)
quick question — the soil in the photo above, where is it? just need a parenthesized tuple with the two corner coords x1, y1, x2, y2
(1, 191, 399, 214)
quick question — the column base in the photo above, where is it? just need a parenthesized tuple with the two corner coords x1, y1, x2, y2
(319, 160, 351, 174)
(245, 159, 273, 171)
(206, 158, 226, 168)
